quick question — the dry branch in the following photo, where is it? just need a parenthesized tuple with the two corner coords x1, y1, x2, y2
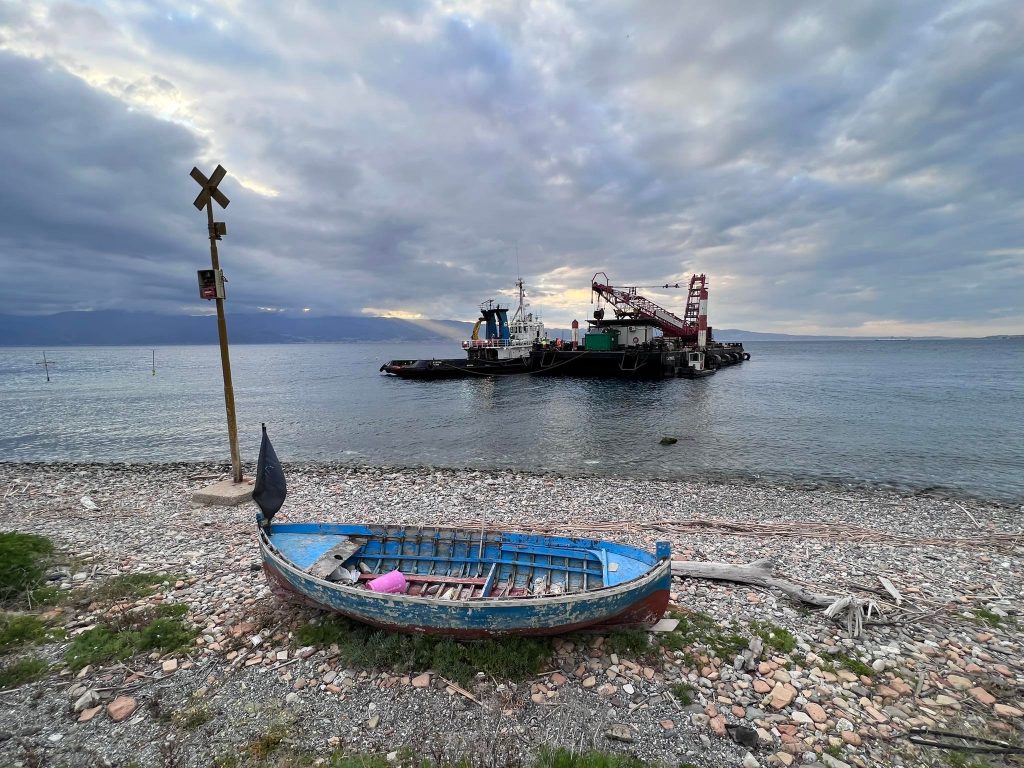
(671, 557, 883, 636)
(450, 517, 1020, 551)
(670, 558, 838, 607)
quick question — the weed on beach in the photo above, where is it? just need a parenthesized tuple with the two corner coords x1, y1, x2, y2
(172, 702, 214, 730)
(0, 613, 49, 652)
(296, 616, 550, 685)
(319, 748, 660, 768)
(64, 606, 196, 670)
(603, 628, 652, 657)
(749, 620, 797, 654)
(213, 747, 672, 768)
(79, 571, 176, 606)
(295, 606, 780, 684)
(0, 656, 50, 689)
(670, 681, 695, 704)
(660, 609, 748, 659)
(0, 531, 55, 606)
(833, 653, 875, 679)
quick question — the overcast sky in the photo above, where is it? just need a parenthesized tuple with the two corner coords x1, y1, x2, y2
(1, 1, 1022, 335)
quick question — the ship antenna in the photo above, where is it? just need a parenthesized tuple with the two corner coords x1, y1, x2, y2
(513, 242, 526, 322)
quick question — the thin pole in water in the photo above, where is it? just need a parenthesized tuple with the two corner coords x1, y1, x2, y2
(152, 349, 156, 376)
(36, 351, 55, 382)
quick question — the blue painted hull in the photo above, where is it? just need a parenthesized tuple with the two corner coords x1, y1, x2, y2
(258, 523, 672, 637)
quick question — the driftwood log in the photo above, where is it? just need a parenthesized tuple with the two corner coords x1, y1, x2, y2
(671, 558, 883, 636)
(671, 558, 838, 607)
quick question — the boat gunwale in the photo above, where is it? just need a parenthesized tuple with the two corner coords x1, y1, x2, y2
(258, 525, 671, 611)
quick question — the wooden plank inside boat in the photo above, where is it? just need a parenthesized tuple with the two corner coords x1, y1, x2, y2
(306, 537, 365, 580)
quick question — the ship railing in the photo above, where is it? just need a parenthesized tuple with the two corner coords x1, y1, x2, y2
(462, 339, 515, 349)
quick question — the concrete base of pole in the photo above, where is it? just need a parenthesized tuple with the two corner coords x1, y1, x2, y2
(192, 477, 254, 506)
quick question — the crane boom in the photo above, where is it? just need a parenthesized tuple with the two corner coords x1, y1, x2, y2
(590, 272, 707, 341)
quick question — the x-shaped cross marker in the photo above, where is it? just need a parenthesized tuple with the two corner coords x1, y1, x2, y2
(190, 165, 231, 210)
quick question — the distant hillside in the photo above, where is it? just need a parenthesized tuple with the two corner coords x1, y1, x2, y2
(712, 328, 866, 341)
(0, 311, 474, 346)
(712, 328, 962, 341)
(0, 312, 996, 346)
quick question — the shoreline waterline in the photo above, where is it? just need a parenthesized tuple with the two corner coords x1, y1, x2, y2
(3, 458, 1021, 507)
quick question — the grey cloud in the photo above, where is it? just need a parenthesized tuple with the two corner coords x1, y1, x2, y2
(0, 0, 1022, 334)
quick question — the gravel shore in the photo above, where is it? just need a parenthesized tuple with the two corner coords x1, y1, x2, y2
(1, 462, 1021, 768)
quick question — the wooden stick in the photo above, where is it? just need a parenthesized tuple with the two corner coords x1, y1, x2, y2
(955, 502, 983, 530)
(671, 558, 838, 607)
(439, 676, 481, 705)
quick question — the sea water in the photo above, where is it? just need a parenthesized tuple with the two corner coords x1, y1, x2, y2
(0, 339, 1021, 502)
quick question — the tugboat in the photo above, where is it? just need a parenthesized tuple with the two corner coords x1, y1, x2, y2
(380, 279, 545, 380)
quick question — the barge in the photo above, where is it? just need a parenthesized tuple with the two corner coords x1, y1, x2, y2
(381, 272, 749, 380)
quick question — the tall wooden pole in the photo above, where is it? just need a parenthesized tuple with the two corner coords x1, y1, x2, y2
(206, 200, 242, 483)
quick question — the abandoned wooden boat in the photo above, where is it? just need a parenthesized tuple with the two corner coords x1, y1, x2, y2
(251, 426, 671, 637)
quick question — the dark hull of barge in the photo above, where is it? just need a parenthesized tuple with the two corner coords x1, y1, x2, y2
(529, 343, 750, 379)
(381, 344, 749, 380)
(379, 358, 529, 379)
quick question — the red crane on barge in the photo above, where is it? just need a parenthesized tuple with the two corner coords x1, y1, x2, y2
(590, 272, 709, 347)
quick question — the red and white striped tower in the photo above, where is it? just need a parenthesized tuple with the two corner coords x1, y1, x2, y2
(571, 319, 579, 349)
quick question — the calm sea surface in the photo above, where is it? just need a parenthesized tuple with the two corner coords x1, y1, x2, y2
(1, 339, 1021, 502)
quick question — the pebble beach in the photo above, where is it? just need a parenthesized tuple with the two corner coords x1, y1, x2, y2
(1, 462, 1022, 768)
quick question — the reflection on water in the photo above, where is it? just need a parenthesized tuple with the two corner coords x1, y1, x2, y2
(0, 338, 1022, 501)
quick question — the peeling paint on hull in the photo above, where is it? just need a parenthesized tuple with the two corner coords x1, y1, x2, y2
(260, 539, 671, 638)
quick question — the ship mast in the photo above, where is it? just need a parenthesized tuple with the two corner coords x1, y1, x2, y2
(513, 276, 526, 323)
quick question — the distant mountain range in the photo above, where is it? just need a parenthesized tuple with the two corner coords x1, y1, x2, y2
(0, 310, 473, 345)
(0, 311, 1015, 345)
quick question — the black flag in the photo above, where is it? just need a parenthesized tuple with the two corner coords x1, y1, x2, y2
(253, 423, 287, 523)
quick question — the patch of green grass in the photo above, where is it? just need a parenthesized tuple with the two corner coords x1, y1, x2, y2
(749, 620, 797, 654)
(246, 721, 291, 761)
(534, 748, 651, 768)
(947, 752, 997, 768)
(316, 749, 666, 768)
(137, 616, 193, 652)
(172, 703, 213, 730)
(972, 608, 1005, 628)
(29, 585, 63, 607)
(154, 603, 189, 619)
(0, 532, 55, 605)
(64, 610, 196, 671)
(660, 610, 747, 658)
(670, 682, 695, 705)
(0, 613, 48, 653)
(0, 656, 50, 689)
(231, 753, 317, 768)
(295, 616, 550, 685)
(603, 629, 651, 658)
(83, 572, 169, 605)
(824, 744, 844, 759)
(834, 653, 874, 679)
(64, 625, 137, 670)
(328, 757, 393, 768)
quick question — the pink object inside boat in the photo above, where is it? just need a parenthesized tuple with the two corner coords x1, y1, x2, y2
(367, 569, 407, 594)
